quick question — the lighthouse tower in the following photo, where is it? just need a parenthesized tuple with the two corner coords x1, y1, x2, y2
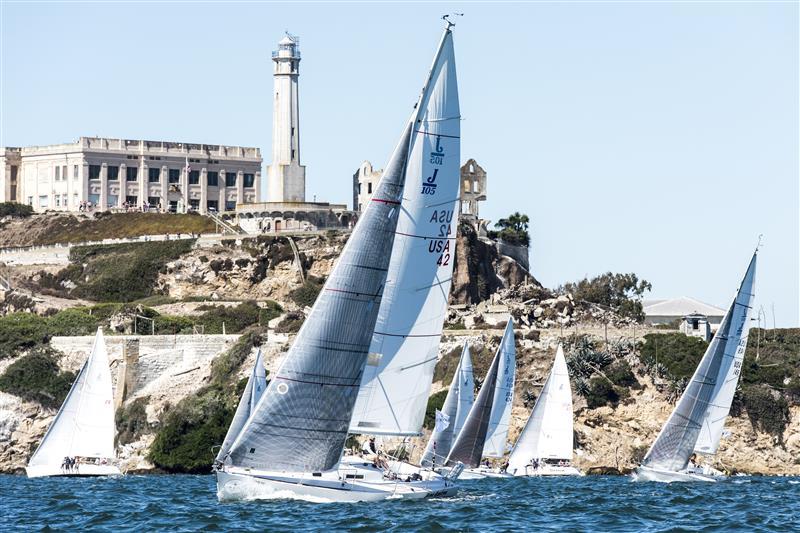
(267, 33, 306, 202)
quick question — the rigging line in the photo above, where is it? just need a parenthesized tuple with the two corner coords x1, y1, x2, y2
(413, 130, 460, 139)
(399, 355, 440, 372)
(415, 277, 454, 292)
(395, 231, 456, 241)
(422, 115, 462, 122)
(425, 196, 460, 208)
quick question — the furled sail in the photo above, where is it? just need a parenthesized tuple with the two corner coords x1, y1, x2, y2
(482, 319, 516, 457)
(507, 344, 573, 475)
(215, 348, 267, 463)
(348, 28, 461, 436)
(420, 342, 474, 466)
(227, 29, 456, 474)
(28, 328, 116, 468)
(694, 253, 757, 454)
(446, 324, 512, 468)
(642, 251, 757, 472)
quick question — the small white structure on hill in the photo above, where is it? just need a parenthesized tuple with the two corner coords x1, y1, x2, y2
(680, 312, 712, 342)
(643, 297, 726, 332)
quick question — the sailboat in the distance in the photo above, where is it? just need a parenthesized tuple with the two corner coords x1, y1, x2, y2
(633, 249, 757, 483)
(26, 328, 121, 478)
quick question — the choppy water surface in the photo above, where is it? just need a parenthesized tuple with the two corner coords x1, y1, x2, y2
(1, 475, 798, 531)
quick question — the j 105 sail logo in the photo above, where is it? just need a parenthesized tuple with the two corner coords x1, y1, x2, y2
(422, 136, 445, 195)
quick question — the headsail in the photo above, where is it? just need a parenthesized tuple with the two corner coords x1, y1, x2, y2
(227, 28, 457, 474)
(215, 348, 267, 463)
(507, 344, 573, 475)
(482, 319, 516, 457)
(349, 28, 461, 436)
(642, 251, 757, 472)
(28, 328, 116, 468)
(420, 342, 474, 466)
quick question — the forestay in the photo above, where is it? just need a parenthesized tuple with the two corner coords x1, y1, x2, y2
(349, 29, 461, 436)
(215, 348, 267, 463)
(446, 333, 504, 468)
(507, 344, 573, 474)
(28, 328, 116, 468)
(420, 342, 474, 466)
(483, 319, 516, 457)
(694, 253, 757, 454)
(642, 251, 757, 472)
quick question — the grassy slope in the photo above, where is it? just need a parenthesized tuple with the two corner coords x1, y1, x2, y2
(1, 213, 215, 246)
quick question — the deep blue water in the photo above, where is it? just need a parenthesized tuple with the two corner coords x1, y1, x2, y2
(1, 475, 799, 532)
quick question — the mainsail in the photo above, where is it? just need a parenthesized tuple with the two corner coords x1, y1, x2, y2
(482, 319, 516, 457)
(227, 28, 457, 474)
(215, 348, 267, 463)
(28, 328, 116, 468)
(642, 251, 757, 472)
(349, 28, 461, 436)
(446, 320, 515, 468)
(507, 344, 573, 475)
(420, 342, 474, 466)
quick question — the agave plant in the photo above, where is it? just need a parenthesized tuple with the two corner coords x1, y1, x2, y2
(573, 377, 590, 397)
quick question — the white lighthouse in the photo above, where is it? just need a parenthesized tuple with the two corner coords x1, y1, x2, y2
(267, 33, 306, 203)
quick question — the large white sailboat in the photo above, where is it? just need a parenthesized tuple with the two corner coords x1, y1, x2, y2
(216, 22, 463, 503)
(506, 344, 581, 476)
(443, 319, 516, 479)
(26, 328, 121, 478)
(633, 250, 757, 483)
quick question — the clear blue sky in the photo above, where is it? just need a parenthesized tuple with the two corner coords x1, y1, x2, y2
(2, 2, 798, 326)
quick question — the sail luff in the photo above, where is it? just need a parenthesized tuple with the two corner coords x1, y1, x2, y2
(642, 251, 757, 472)
(420, 342, 473, 466)
(348, 27, 461, 436)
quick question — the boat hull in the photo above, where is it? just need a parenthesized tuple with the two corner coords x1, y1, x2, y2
(216, 465, 457, 503)
(632, 465, 722, 483)
(26, 464, 122, 478)
(510, 464, 582, 477)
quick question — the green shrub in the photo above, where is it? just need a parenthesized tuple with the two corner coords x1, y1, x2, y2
(491, 212, 530, 246)
(740, 384, 790, 440)
(0, 202, 33, 218)
(742, 329, 800, 402)
(116, 396, 151, 446)
(605, 360, 639, 389)
(275, 311, 304, 333)
(432, 346, 465, 385)
(65, 240, 194, 302)
(423, 389, 448, 430)
(209, 329, 266, 386)
(0, 347, 76, 408)
(289, 277, 323, 308)
(192, 301, 262, 334)
(639, 333, 708, 381)
(46, 308, 100, 336)
(584, 376, 628, 409)
(153, 314, 195, 335)
(0, 313, 50, 359)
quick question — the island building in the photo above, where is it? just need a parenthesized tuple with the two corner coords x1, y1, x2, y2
(643, 297, 726, 332)
(1, 140, 261, 214)
(233, 33, 350, 234)
(353, 158, 487, 219)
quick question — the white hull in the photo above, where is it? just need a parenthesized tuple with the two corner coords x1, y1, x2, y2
(632, 465, 722, 483)
(435, 465, 509, 479)
(217, 462, 457, 503)
(511, 464, 582, 477)
(26, 463, 122, 478)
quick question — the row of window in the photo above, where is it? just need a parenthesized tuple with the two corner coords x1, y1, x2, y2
(54, 164, 80, 181)
(31, 193, 237, 212)
(88, 165, 254, 187)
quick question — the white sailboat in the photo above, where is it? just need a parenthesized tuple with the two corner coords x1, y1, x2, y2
(633, 250, 757, 483)
(214, 348, 267, 466)
(26, 328, 121, 478)
(216, 22, 463, 502)
(507, 344, 581, 476)
(443, 319, 516, 479)
(420, 342, 474, 468)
